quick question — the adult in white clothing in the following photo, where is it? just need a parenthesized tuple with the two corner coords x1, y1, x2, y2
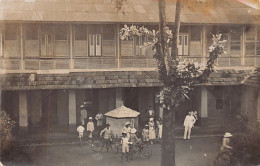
(183, 111, 196, 140)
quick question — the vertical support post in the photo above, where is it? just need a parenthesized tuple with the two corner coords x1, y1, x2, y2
(19, 91, 28, 128)
(115, 88, 123, 108)
(116, 24, 120, 69)
(242, 25, 245, 66)
(202, 25, 207, 65)
(69, 90, 76, 130)
(20, 23, 24, 70)
(200, 86, 208, 118)
(69, 24, 74, 70)
(257, 91, 260, 125)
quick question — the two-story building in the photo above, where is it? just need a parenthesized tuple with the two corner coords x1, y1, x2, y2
(0, 0, 259, 134)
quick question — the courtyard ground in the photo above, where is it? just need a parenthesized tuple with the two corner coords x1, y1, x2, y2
(2, 137, 222, 166)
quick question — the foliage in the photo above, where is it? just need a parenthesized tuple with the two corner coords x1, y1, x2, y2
(120, 25, 226, 111)
(0, 111, 15, 150)
(111, 0, 127, 14)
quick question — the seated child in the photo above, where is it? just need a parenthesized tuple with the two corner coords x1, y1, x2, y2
(77, 125, 85, 139)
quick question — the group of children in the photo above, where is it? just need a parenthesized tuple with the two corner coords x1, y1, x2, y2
(76, 117, 95, 140)
(142, 118, 163, 144)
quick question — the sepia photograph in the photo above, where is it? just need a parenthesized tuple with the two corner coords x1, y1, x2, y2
(0, 0, 260, 165)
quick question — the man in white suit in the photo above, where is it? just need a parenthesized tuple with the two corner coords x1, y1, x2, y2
(183, 111, 196, 140)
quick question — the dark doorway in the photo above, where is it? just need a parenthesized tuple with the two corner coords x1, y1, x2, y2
(41, 90, 58, 131)
(123, 88, 139, 111)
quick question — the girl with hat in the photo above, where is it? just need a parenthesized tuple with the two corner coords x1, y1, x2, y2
(220, 132, 233, 151)
(122, 122, 131, 138)
(142, 124, 149, 144)
(86, 117, 95, 139)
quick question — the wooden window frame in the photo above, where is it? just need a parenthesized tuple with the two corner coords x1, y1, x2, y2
(73, 24, 88, 57)
(54, 24, 69, 57)
(3, 23, 20, 59)
(88, 33, 102, 57)
(40, 25, 54, 58)
(178, 33, 189, 56)
(24, 24, 40, 58)
(245, 25, 256, 57)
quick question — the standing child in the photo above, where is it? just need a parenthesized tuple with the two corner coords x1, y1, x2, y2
(86, 117, 95, 139)
(142, 124, 149, 144)
(121, 131, 132, 161)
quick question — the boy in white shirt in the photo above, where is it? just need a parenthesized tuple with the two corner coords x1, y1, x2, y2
(77, 125, 85, 143)
(86, 117, 95, 139)
(183, 111, 196, 140)
(121, 131, 132, 161)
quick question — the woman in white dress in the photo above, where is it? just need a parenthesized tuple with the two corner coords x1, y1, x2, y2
(148, 118, 156, 144)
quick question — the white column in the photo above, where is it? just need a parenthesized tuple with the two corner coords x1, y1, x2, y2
(115, 88, 123, 108)
(19, 91, 28, 127)
(200, 87, 208, 118)
(69, 90, 76, 125)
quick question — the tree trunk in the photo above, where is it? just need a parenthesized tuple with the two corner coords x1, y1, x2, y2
(161, 108, 176, 166)
(171, 0, 182, 60)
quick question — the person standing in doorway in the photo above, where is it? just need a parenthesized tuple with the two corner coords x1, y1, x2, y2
(95, 112, 103, 127)
(80, 105, 87, 126)
(148, 106, 155, 119)
(183, 111, 196, 140)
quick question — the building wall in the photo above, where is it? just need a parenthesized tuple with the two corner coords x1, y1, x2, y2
(241, 86, 258, 128)
(0, 23, 259, 73)
(57, 90, 69, 126)
(27, 90, 42, 126)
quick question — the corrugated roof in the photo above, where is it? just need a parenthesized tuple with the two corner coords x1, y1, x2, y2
(0, 0, 259, 23)
(105, 106, 140, 118)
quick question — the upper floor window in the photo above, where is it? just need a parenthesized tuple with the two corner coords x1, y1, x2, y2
(4, 24, 20, 58)
(73, 24, 115, 57)
(40, 24, 53, 57)
(245, 25, 260, 57)
(55, 24, 69, 57)
(178, 34, 189, 56)
(24, 24, 39, 58)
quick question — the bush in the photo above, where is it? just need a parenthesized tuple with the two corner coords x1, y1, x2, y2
(0, 111, 15, 151)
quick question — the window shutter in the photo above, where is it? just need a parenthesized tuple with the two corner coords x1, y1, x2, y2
(184, 35, 189, 55)
(178, 35, 183, 55)
(96, 34, 102, 56)
(89, 34, 95, 56)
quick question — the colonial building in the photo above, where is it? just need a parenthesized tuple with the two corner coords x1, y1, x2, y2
(0, 0, 259, 134)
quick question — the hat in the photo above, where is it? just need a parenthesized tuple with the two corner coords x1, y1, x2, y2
(224, 132, 232, 138)
(125, 122, 130, 125)
(145, 124, 149, 127)
(149, 118, 154, 121)
(122, 131, 127, 134)
(80, 105, 84, 108)
(89, 117, 93, 120)
(130, 128, 137, 134)
(106, 123, 110, 126)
